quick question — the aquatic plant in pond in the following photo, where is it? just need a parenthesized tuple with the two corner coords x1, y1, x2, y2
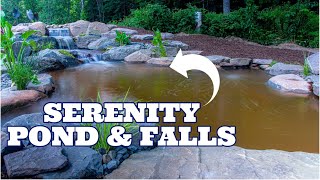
(1, 11, 39, 90)
(115, 31, 131, 46)
(152, 29, 167, 57)
(83, 89, 138, 152)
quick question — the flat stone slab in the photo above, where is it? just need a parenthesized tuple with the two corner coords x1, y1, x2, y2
(4, 146, 67, 178)
(1, 89, 45, 114)
(111, 28, 138, 35)
(124, 50, 151, 63)
(253, 59, 273, 65)
(105, 146, 319, 179)
(147, 57, 174, 66)
(164, 40, 189, 50)
(306, 52, 319, 74)
(229, 58, 252, 66)
(267, 74, 311, 94)
(206, 55, 230, 64)
(131, 34, 153, 40)
(268, 63, 303, 76)
(182, 50, 202, 55)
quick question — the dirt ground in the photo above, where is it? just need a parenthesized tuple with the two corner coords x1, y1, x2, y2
(128, 26, 318, 65)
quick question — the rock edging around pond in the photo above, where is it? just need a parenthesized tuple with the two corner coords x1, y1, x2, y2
(1, 73, 55, 114)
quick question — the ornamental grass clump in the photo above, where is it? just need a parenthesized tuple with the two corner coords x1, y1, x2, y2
(1, 11, 39, 90)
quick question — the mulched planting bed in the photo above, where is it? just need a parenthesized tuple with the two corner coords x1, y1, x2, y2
(127, 26, 315, 65)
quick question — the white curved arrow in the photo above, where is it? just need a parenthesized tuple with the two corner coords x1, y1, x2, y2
(170, 49, 220, 106)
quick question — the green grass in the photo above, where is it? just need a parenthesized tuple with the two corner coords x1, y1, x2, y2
(83, 88, 139, 152)
(58, 50, 75, 58)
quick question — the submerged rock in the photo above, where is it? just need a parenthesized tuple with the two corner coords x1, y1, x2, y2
(4, 146, 67, 178)
(268, 63, 303, 76)
(36, 147, 103, 179)
(306, 52, 319, 75)
(267, 74, 311, 94)
(103, 44, 142, 61)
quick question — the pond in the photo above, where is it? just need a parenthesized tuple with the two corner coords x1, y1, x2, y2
(1, 62, 319, 153)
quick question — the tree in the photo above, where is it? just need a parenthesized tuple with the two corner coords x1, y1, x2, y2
(223, 0, 230, 14)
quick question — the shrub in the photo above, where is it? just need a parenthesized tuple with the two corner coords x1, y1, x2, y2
(171, 5, 199, 33)
(120, 4, 173, 32)
(152, 29, 167, 57)
(58, 50, 75, 58)
(1, 11, 39, 90)
(115, 31, 131, 46)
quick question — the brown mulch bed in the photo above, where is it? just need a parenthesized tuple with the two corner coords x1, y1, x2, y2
(126, 26, 317, 65)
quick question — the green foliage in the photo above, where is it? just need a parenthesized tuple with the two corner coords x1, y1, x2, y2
(152, 30, 167, 57)
(1, 12, 39, 90)
(303, 60, 311, 76)
(115, 31, 131, 46)
(171, 5, 199, 33)
(33, 42, 54, 52)
(120, 4, 173, 32)
(58, 50, 75, 58)
(83, 89, 138, 152)
(270, 60, 278, 67)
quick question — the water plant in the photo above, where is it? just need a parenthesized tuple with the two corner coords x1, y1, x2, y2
(58, 49, 75, 58)
(83, 88, 139, 152)
(1, 11, 39, 90)
(152, 29, 167, 57)
(115, 30, 130, 46)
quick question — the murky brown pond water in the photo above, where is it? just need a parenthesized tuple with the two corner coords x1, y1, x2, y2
(2, 62, 319, 153)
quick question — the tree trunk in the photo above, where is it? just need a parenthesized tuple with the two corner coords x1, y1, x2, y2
(223, 0, 230, 14)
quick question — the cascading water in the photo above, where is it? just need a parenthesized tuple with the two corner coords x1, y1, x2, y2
(48, 28, 76, 49)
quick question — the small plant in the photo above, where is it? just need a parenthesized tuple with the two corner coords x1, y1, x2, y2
(270, 60, 278, 67)
(33, 42, 54, 52)
(82, 88, 138, 152)
(115, 30, 130, 46)
(58, 50, 75, 58)
(303, 60, 311, 76)
(152, 29, 167, 57)
(1, 11, 39, 90)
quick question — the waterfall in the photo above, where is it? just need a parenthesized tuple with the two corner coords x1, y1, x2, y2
(48, 28, 76, 49)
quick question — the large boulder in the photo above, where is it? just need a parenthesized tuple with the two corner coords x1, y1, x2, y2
(111, 28, 138, 35)
(1, 89, 45, 114)
(36, 147, 103, 179)
(1, 131, 23, 157)
(26, 56, 65, 73)
(124, 50, 151, 63)
(69, 20, 90, 37)
(4, 146, 68, 178)
(27, 73, 55, 95)
(37, 49, 82, 67)
(86, 22, 114, 35)
(28, 22, 47, 36)
(88, 37, 118, 50)
(11, 24, 30, 34)
(147, 57, 174, 66)
(164, 40, 189, 50)
(268, 63, 303, 76)
(267, 74, 311, 94)
(103, 44, 142, 61)
(75, 35, 101, 49)
(306, 52, 319, 75)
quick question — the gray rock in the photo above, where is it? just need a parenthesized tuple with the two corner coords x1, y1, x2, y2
(69, 20, 90, 37)
(253, 59, 273, 65)
(259, 64, 270, 70)
(147, 57, 174, 66)
(268, 63, 303, 76)
(26, 73, 55, 95)
(229, 58, 252, 66)
(86, 22, 114, 36)
(164, 40, 189, 50)
(306, 75, 319, 96)
(88, 37, 117, 50)
(36, 147, 103, 179)
(103, 44, 142, 61)
(306, 52, 319, 74)
(108, 150, 117, 160)
(101, 31, 117, 39)
(124, 50, 151, 63)
(1, 131, 23, 157)
(105, 146, 319, 179)
(12, 41, 32, 58)
(26, 56, 65, 72)
(1, 73, 11, 90)
(37, 49, 81, 68)
(103, 154, 112, 164)
(4, 146, 67, 178)
(111, 28, 138, 35)
(131, 34, 153, 40)
(106, 160, 118, 171)
(75, 35, 101, 49)
(206, 55, 230, 64)
(182, 50, 202, 55)
(267, 74, 311, 94)
(161, 32, 174, 39)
